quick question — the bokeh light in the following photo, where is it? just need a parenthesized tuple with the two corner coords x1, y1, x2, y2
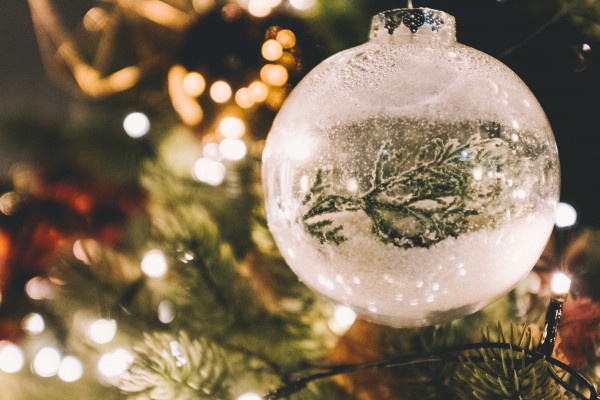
(328, 305, 356, 335)
(0, 342, 25, 373)
(276, 29, 296, 48)
(25, 276, 54, 300)
(183, 72, 206, 97)
(237, 393, 262, 400)
(193, 0, 216, 13)
(210, 81, 232, 103)
(88, 318, 117, 344)
(249, 81, 268, 102)
(235, 88, 255, 108)
(554, 202, 577, 228)
(290, 0, 316, 10)
(141, 249, 168, 278)
(123, 112, 150, 138)
(260, 64, 288, 86)
(58, 356, 83, 382)
(33, 346, 61, 377)
(220, 139, 247, 161)
(550, 272, 571, 295)
(98, 348, 133, 378)
(219, 117, 246, 138)
(262, 39, 283, 61)
(248, 0, 271, 17)
(0, 192, 20, 215)
(158, 300, 176, 324)
(193, 158, 227, 186)
(83, 7, 108, 32)
(203, 143, 221, 160)
(22, 313, 45, 335)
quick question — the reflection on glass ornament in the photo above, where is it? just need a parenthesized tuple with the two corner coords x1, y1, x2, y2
(263, 8, 560, 327)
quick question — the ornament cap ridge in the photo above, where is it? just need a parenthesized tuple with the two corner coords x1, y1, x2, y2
(370, 8, 456, 42)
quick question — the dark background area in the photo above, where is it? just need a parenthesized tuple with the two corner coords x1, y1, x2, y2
(0, 1, 95, 117)
(1, 0, 599, 226)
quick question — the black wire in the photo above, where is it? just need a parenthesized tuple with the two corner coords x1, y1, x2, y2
(264, 342, 599, 400)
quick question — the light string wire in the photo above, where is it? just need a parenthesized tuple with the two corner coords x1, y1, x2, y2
(264, 342, 599, 400)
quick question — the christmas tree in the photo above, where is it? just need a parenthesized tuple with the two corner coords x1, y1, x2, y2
(0, 0, 599, 399)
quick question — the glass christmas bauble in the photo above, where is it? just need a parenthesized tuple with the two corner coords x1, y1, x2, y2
(262, 8, 560, 327)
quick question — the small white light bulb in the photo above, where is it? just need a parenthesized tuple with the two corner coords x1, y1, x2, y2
(554, 202, 577, 228)
(88, 318, 117, 344)
(328, 305, 356, 335)
(219, 117, 246, 138)
(33, 346, 61, 377)
(123, 112, 150, 138)
(0, 342, 25, 373)
(98, 348, 133, 377)
(219, 138, 247, 161)
(141, 249, 168, 278)
(550, 272, 571, 295)
(158, 300, 176, 324)
(289, 0, 315, 10)
(192, 158, 226, 186)
(22, 313, 45, 335)
(210, 81, 232, 103)
(58, 356, 83, 382)
(237, 393, 263, 400)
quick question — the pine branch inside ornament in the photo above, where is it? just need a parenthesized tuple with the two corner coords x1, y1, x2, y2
(262, 8, 560, 327)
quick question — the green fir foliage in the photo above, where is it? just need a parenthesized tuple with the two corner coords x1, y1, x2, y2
(118, 331, 230, 400)
(455, 324, 567, 400)
(302, 132, 512, 249)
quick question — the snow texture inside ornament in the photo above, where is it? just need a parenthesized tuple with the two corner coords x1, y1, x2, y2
(262, 8, 560, 327)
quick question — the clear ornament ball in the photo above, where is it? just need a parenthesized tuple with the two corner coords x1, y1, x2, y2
(262, 8, 560, 327)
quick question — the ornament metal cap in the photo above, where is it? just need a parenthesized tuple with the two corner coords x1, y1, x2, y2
(370, 8, 456, 42)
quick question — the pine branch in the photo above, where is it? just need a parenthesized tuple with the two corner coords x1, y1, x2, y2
(302, 131, 517, 249)
(265, 323, 599, 400)
(118, 331, 230, 400)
